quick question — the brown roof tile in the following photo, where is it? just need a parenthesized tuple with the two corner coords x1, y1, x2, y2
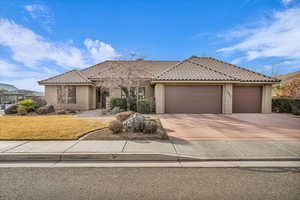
(154, 56, 278, 82)
(38, 70, 92, 85)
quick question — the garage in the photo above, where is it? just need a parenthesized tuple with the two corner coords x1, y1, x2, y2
(233, 86, 262, 113)
(165, 85, 222, 114)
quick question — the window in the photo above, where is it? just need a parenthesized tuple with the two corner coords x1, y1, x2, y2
(57, 86, 66, 104)
(138, 87, 145, 99)
(57, 86, 76, 104)
(67, 86, 76, 104)
(121, 87, 145, 99)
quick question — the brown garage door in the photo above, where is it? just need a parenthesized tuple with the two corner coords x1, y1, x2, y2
(165, 85, 222, 114)
(233, 86, 262, 113)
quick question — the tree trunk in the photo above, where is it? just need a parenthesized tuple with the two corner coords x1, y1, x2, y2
(121, 87, 131, 111)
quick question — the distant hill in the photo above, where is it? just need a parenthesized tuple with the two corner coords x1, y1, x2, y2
(0, 83, 18, 91)
(0, 83, 43, 96)
(277, 71, 300, 83)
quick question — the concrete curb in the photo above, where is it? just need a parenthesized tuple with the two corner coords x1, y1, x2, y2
(1, 153, 300, 162)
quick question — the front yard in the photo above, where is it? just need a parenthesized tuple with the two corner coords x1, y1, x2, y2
(0, 115, 111, 140)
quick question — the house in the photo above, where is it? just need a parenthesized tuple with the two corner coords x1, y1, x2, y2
(38, 56, 279, 114)
(273, 71, 300, 99)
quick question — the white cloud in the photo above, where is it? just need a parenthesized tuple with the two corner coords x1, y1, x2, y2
(217, 8, 300, 64)
(84, 39, 120, 62)
(24, 4, 54, 32)
(0, 19, 120, 69)
(24, 4, 48, 19)
(282, 0, 294, 5)
(0, 60, 41, 78)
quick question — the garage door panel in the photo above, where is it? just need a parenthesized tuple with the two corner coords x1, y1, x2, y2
(233, 86, 262, 113)
(165, 85, 222, 114)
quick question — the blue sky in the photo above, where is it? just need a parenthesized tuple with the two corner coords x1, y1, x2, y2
(0, 0, 300, 91)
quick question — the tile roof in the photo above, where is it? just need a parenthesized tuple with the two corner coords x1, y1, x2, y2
(39, 56, 278, 85)
(154, 56, 279, 82)
(40, 60, 178, 84)
(39, 70, 92, 85)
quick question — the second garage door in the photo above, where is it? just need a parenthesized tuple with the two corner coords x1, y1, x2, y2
(233, 86, 262, 113)
(165, 85, 222, 114)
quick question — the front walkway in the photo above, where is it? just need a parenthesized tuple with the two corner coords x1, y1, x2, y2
(0, 140, 299, 161)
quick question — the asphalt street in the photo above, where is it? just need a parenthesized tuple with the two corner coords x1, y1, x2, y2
(0, 167, 299, 200)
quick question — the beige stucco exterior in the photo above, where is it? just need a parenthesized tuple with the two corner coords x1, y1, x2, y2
(44, 85, 96, 110)
(222, 84, 233, 114)
(153, 82, 274, 114)
(154, 84, 165, 113)
(262, 84, 272, 113)
(44, 82, 273, 113)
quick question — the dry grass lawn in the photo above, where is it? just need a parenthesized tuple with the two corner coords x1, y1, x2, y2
(0, 115, 111, 140)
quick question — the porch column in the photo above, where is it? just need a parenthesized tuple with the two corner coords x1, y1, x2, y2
(155, 84, 165, 114)
(261, 84, 272, 113)
(222, 84, 232, 114)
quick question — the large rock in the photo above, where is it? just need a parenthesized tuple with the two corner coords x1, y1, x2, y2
(36, 104, 55, 115)
(108, 120, 123, 134)
(4, 104, 18, 114)
(143, 120, 158, 134)
(111, 107, 121, 114)
(116, 111, 134, 122)
(123, 113, 144, 132)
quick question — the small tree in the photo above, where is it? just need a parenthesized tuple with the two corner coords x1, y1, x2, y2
(94, 60, 153, 111)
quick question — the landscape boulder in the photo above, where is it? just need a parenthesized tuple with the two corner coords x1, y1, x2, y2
(111, 107, 121, 114)
(108, 120, 123, 134)
(123, 113, 144, 132)
(34, 98, 47, 108)
(36, 104, 55, 115)
(4, 104, 18, 114)
(143, 120, 158, 134)
(116, 111, 134, 122)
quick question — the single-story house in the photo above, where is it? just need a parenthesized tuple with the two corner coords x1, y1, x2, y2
(39, 56, 279, 114)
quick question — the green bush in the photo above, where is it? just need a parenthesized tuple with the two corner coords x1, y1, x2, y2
(110, 98, 127, 110)
(272, 98, 300, 115)
(17, 99, 37, 112)
(137, 100, 151, 114)
(110, 97, 137, 111)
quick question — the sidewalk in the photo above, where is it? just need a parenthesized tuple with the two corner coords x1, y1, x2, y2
(0, 140, 299, 161)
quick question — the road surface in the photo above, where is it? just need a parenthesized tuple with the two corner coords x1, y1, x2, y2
(0, 167, 299, 200)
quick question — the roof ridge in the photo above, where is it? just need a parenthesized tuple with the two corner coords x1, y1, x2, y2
(187, 59, 238, 80)
(38, 69, 77, 83)
(202, 57, 278, 81)
(154, 59, 189, 79)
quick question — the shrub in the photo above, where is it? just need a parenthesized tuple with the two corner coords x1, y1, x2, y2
(116, 111, 134, 121)
(272, 98, 300, 115)
(110, 98, 127, 110)
(110, 97, 137, 111)
(137, 100, 151, 114)
(17, 106, 27, 115)
(108, 120, 123, 134)
(18, 99, 37, 112)
(4, 104, 18, 114)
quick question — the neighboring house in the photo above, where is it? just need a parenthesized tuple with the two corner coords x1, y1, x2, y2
(273, 71, 300, 99)
(0, 83, 44, 105)
(38, 56, 279, 114)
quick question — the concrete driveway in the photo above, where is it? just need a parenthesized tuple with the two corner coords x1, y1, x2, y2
(159, 113, 300, 141)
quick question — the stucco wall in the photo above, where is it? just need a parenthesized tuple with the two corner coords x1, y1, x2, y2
(154, 84, 165, 114)
(222, 84, 233, 114)
(262, 84, 272, 113)
(44, 85, 95, 110)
